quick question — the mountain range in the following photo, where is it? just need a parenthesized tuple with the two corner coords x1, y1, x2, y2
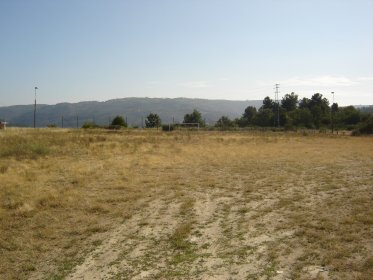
(0, 98, 262, 127)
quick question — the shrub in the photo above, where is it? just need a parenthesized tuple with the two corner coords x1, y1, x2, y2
(145, 113, 161, 128)
(183, 109, 205, 127)
(82, 122, 100, 129)
(107, 125, 122, 130)
(352, 116, 373, 135)
(215, 116, 235, 129)
(162, 124, 175, 131)
(111, 116, 127, 127)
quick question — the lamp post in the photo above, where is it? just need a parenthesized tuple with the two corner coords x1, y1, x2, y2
(34, 87, 38, 128)
(331, 91, 335, 134)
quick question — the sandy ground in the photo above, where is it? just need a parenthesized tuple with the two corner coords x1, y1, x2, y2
(65, 177, 332, 280)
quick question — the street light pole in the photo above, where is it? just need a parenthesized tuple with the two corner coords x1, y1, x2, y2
(34, 87, 38, 128)
(331, 91, 335, 134)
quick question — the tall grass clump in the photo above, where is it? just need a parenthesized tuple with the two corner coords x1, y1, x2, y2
(0, 135, 49, 159)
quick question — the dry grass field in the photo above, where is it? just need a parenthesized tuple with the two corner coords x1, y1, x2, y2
(0, 128, 372, 280)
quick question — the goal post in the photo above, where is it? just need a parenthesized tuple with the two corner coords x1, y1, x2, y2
(176, 123, 200, 130)
(162, 122, 201, 131)
(178, 122, 200, 129)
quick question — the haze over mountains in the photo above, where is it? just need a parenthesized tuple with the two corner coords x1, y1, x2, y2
(0, 98, 262, 128)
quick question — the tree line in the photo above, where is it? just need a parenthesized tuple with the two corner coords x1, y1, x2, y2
(217, 93, 372, 134)
(82, 93, 373, 134)
(93, 109, 205, 130)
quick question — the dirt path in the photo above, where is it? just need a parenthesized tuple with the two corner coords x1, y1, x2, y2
(65, 175, 331, 280)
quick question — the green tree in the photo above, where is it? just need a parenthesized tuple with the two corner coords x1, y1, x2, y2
(145, 113, 161, 128)
(243, 106, 257, 124)
(299, 97, 311, 109)
(338, 106, 362, 125)
(353, 115, 373, 135)
(281, 92, 298, 111)
(216, 116, 235, 128)
(331, 103, 339, 113)
(255, 108, 274, 127)
(261, 96, 275, 110)
(299, 94, 329, 114)
(111, 116, 127, 127)
(310, 93, 329, 108)
(290, 108, 314, 128)
(183, 109, 205, 126)
(331, 103, 338, 131)
(301, 93, 330, 128)
(237, 106, 257, 127)
(257, 96, 283, 126)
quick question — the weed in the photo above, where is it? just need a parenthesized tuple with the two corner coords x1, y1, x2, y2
(0, 164, 8, 174)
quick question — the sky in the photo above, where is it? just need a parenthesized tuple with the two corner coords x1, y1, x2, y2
(0, 0, 372, 107)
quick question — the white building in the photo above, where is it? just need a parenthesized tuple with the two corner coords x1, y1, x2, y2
(0, 121, 8, 129)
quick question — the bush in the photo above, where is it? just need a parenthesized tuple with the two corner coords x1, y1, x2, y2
(145, 113, 161, 128)
(111, 116, 127, 127)
(183, 109, 205, 127)
(107, 125, 123, 130)
(352, 116, 373, 135)
(82, 122, 100, 129)
(162, 124, 175, 131)
(215, 116, 235, 129)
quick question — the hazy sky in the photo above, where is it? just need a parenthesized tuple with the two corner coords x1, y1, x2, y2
(1, 0, 372, 106)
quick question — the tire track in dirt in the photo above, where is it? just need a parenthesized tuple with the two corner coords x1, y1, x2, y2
(67, 177, 296, 279)
(186, 185, 257, 279)
(65, 195, 180, 280)
(186, 179, 297, 280)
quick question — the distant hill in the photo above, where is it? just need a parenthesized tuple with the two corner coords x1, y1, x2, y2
(355, 105, 373, 115)
(0, 98, 262, 127)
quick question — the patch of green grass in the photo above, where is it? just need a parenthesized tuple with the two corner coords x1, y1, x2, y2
(49, 257, 83, 280)
(169, 223, 193, 251)
(178, 197, 195, 216)
(169, 249, 199, 265)
(0, 136, 49, 159)
(261, 261, 277, 278)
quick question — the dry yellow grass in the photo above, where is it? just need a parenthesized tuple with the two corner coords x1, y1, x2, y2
(0, 128, 372, 279)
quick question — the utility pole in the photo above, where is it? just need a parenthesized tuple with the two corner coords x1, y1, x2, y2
(34, 87, 38, 128)
(275, 84, 280, 127)
(76, 115, 79, 128)
(61, 115, 64, 128)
